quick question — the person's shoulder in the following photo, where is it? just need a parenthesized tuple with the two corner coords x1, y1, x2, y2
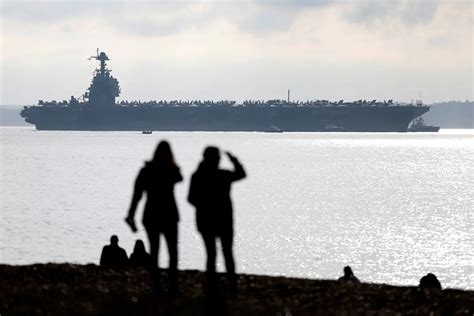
(143, 161, 155, 171)
(172, 164, 180, 171)
(172, 165, 182, 174)
(351, 276, 361, 284)
(119, 247, 128, 258)
(190, 169, 200, 179)
(137, 164, 149, 177)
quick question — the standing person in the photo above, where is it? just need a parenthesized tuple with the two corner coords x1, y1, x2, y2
(188, 146, 246, 292)
(125, 140, 183, 293)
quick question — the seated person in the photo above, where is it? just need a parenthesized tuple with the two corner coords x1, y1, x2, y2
(338, 266, 361, 284)
(419, 273, 442, 290)
(100, 235, 128, 266)
(129, 239, 152, 267)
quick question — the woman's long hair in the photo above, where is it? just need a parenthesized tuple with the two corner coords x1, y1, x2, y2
(133, 239, 146, 254)
(152, 140, 176, 166)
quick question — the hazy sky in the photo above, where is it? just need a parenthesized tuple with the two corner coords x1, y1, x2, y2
(1, 0, 472, 104)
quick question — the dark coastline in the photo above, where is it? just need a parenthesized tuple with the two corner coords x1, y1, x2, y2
(1, 264, 472, 315)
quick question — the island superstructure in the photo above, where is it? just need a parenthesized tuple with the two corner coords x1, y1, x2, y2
(20, 51, 429, 132)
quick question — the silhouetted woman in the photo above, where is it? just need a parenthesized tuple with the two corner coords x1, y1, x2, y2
(130, 239, 152, 267)
(125, 140, 183, 292)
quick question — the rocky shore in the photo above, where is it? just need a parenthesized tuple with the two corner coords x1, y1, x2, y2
(1, 264, 473, 315)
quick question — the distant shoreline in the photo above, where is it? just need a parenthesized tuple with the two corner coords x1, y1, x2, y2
(1, 263, 473, 315)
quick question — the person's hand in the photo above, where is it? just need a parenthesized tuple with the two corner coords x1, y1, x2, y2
(226, 151, 238, 163)
(125, 216, 137, 233)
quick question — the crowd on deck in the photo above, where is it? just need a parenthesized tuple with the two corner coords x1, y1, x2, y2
(36, 98, 403, 108)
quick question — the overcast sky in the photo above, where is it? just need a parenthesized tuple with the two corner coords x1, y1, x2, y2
(1, 0, 472, 104)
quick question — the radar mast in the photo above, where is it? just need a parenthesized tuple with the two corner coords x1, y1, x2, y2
(86, 49, 120, 106)
(88, 49, 110, 77)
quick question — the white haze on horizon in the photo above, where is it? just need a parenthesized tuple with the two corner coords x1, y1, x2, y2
(0, 0, 472, 105)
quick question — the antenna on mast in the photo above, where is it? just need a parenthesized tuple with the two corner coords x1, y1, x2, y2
(88, 48, 100, 60)
(288, 89, 290, 103)
(416, 90, 423, 106)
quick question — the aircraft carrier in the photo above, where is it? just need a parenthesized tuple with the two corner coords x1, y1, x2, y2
(20, 51, 429, 132)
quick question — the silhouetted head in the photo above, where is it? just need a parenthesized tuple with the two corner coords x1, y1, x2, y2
(203, 146, 220, 169)
(343, 266, 354, 277)
(133, 239, 146, 254)
(110, 235, 119, 245)
(153, 140, 175, 166)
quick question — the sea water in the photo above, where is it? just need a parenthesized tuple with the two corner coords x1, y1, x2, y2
(0, 127, 472, 289)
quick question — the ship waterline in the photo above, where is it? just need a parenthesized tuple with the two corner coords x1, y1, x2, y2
(20, 51, 429, 132)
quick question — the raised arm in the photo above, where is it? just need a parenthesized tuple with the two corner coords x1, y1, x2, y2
(226, 152, 246, 181)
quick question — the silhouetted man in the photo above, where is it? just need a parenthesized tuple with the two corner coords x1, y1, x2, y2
(100, 235, 128, 266)
(188, 146, 246, 292)
(338, 266, 361, 284)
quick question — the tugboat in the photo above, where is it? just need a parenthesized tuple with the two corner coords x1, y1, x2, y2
(408, 117, 440, 132)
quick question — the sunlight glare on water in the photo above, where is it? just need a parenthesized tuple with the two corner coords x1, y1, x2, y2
(0, 127, 473, 289)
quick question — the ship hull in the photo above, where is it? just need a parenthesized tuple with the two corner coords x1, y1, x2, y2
(21, 105, 429, 132)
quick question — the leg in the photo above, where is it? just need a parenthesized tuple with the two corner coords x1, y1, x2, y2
(164, 224, 178, 292)
(202, 233, 217, 290)
(145, 226, 161, 269)
(220, 229, 236, 291)
(145, 225, 161, 293)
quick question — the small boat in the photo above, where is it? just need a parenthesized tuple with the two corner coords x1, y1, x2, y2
(324, 124, 345, 132)
(142, 130, 152, 134)
(265, 125, 283, 133)
(408, 118, 440, 132)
